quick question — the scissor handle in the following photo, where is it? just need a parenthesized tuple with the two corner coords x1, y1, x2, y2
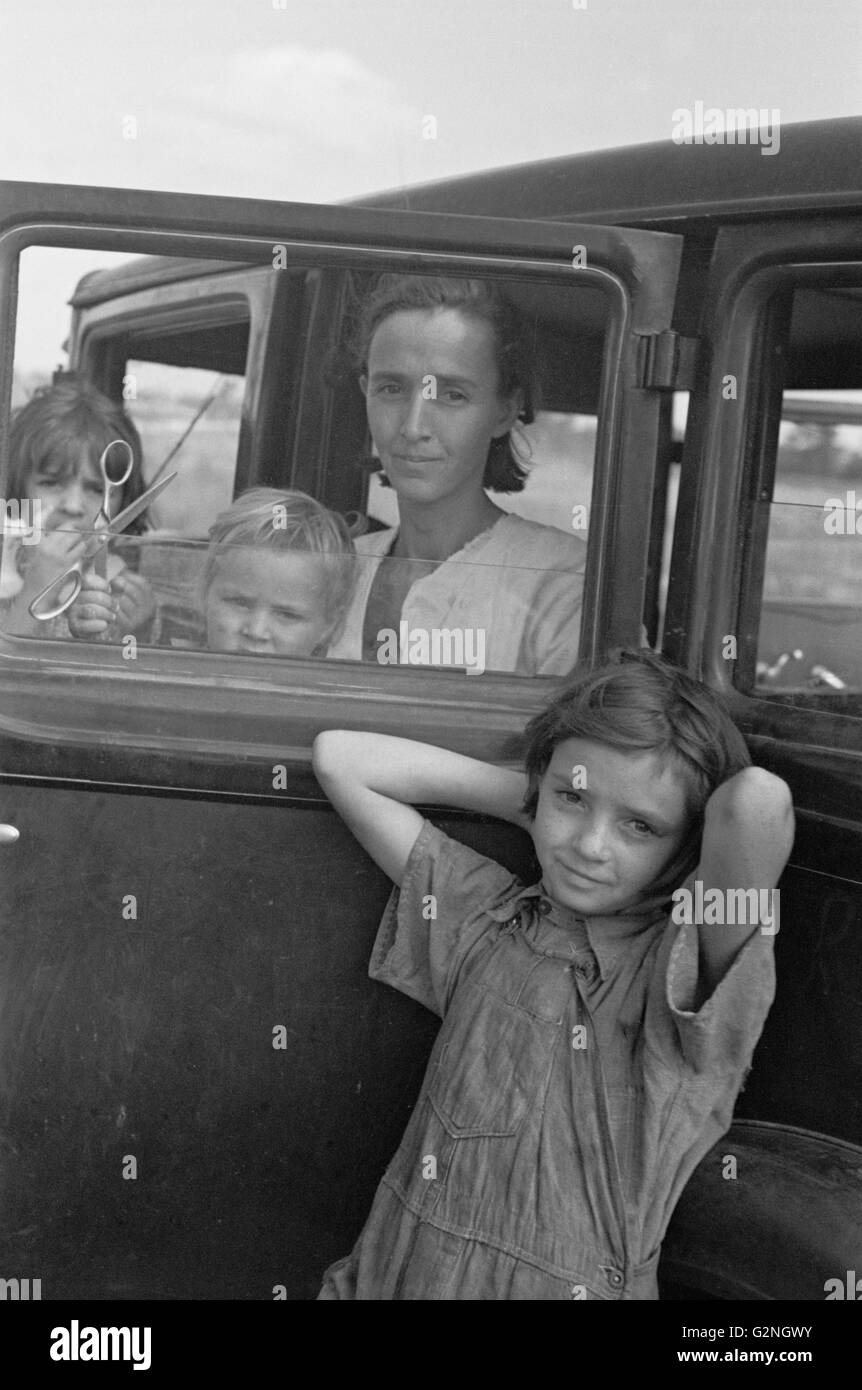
(28, 562, 86, 622)
(100, 439, 134, 488)
(94, 440, 134, 578)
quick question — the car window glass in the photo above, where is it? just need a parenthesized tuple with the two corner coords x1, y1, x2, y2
(368, 408, 597, 539)
(3, 255, 621, 681)
(490, 409, 595, 537)
(0, 525, 586, 681)
(123, 362, 244, 535)
(757, 387, 862, 703)
(2, 244, 259, 652)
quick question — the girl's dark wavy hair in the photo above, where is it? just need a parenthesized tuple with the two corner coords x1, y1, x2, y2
(521, 649, 752, 898)
(8, 375, 148, 533)
(348, 273, 539, 493)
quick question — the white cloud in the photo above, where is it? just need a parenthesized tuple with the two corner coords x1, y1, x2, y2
(182, 46, 419, 157)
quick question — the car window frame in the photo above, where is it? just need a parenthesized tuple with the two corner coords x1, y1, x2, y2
(663, 212, 862, 752)
(0, 184, 684, 788)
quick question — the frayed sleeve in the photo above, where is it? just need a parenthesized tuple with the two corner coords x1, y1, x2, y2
(646, 913, 776, 1076)
(369, 820, 521, 1017)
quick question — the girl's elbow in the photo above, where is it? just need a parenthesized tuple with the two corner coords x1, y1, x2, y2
(756, 771, 795, 842)
(716, 767, 793, 821)
(312, 730, 348, 784)
(736, 770, 795, 857)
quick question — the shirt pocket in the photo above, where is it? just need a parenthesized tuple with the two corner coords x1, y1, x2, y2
(428, 983, 561, 1138)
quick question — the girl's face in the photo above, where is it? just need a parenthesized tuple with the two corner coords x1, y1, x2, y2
(204, 548, 336, 658)
(532, 737, 693, 916)
(361, 308, 522, 509)
(29, 443, 117, 531)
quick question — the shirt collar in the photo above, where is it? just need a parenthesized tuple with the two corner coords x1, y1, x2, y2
(487, 882, 668, 980)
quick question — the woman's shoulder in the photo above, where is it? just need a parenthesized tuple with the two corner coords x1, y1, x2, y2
(494, 512, 587, 566)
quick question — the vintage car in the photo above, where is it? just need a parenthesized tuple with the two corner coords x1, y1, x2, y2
(0, 115, 860, 1299)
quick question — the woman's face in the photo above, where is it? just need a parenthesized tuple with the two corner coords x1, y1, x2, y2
(361, 308, 522, 509)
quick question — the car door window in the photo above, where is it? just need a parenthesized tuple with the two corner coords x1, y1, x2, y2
(749, 281, 862, 715)
(0, 196, 682, 764)
(759, 388, 862, 695)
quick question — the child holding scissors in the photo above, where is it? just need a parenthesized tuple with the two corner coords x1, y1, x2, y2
(312, 650, 794, 1299)
(1, 379, 157, 639)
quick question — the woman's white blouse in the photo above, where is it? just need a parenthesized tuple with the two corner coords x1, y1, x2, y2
(328, 512, 587, 677)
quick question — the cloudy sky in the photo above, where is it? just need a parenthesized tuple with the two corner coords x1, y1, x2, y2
(2, 0, 860, 367)
(3, 0, 860, 199)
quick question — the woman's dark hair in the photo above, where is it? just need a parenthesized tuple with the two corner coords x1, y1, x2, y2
(521, 649, 752, 896)
(8, 376, 148, 532)
(350, 273, 538, 493)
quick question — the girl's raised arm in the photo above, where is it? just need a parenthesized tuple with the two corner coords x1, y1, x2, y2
(693, 766, 794, 995)
(312, 731, 528, 886)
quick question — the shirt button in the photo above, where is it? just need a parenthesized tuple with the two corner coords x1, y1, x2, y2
(537, 898, 552, 916)
(606, 1269, 624, 1290)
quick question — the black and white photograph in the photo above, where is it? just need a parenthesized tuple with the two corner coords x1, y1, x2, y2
(0, 0, 860, 1360)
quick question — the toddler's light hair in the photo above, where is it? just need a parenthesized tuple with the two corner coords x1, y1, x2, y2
(198, 488, 355, 634)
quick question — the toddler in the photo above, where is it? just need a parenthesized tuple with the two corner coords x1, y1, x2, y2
(311, 649, 794, 1300)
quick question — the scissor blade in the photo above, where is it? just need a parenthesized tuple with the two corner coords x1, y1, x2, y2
(102, 470, 178, 537)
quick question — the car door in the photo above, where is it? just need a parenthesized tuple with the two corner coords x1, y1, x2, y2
(0, 180, 683, 1298)
(660, 210, 862, 1299)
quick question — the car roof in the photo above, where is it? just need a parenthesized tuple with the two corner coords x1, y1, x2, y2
(352, 116, 862, 227)
(69, 256, 255, 308)
(69, 117, 862, 307)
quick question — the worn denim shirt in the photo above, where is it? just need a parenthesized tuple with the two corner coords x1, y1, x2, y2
(318, 820, 776, 1300)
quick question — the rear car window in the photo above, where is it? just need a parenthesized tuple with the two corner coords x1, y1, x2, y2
(749, 281, 862, 718)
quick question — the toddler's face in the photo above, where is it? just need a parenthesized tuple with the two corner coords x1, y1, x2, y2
(204, 548, 337, 658)
(532, 737, 692, 916)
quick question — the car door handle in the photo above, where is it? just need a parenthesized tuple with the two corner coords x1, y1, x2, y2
(0, 825, 20, 845)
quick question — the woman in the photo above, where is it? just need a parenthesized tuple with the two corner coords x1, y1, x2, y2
(327, 275, 586, 677)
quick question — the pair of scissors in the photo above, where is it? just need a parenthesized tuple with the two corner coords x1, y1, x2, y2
(91, 439, 134, 581)
(28, 464, 178, 622)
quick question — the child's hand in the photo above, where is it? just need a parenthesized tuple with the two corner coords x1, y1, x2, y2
(6, 530, 90, 636)
(67, 567, 157, 640)
(110, 569, 156, 634)
(66, 570, 117, 638)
